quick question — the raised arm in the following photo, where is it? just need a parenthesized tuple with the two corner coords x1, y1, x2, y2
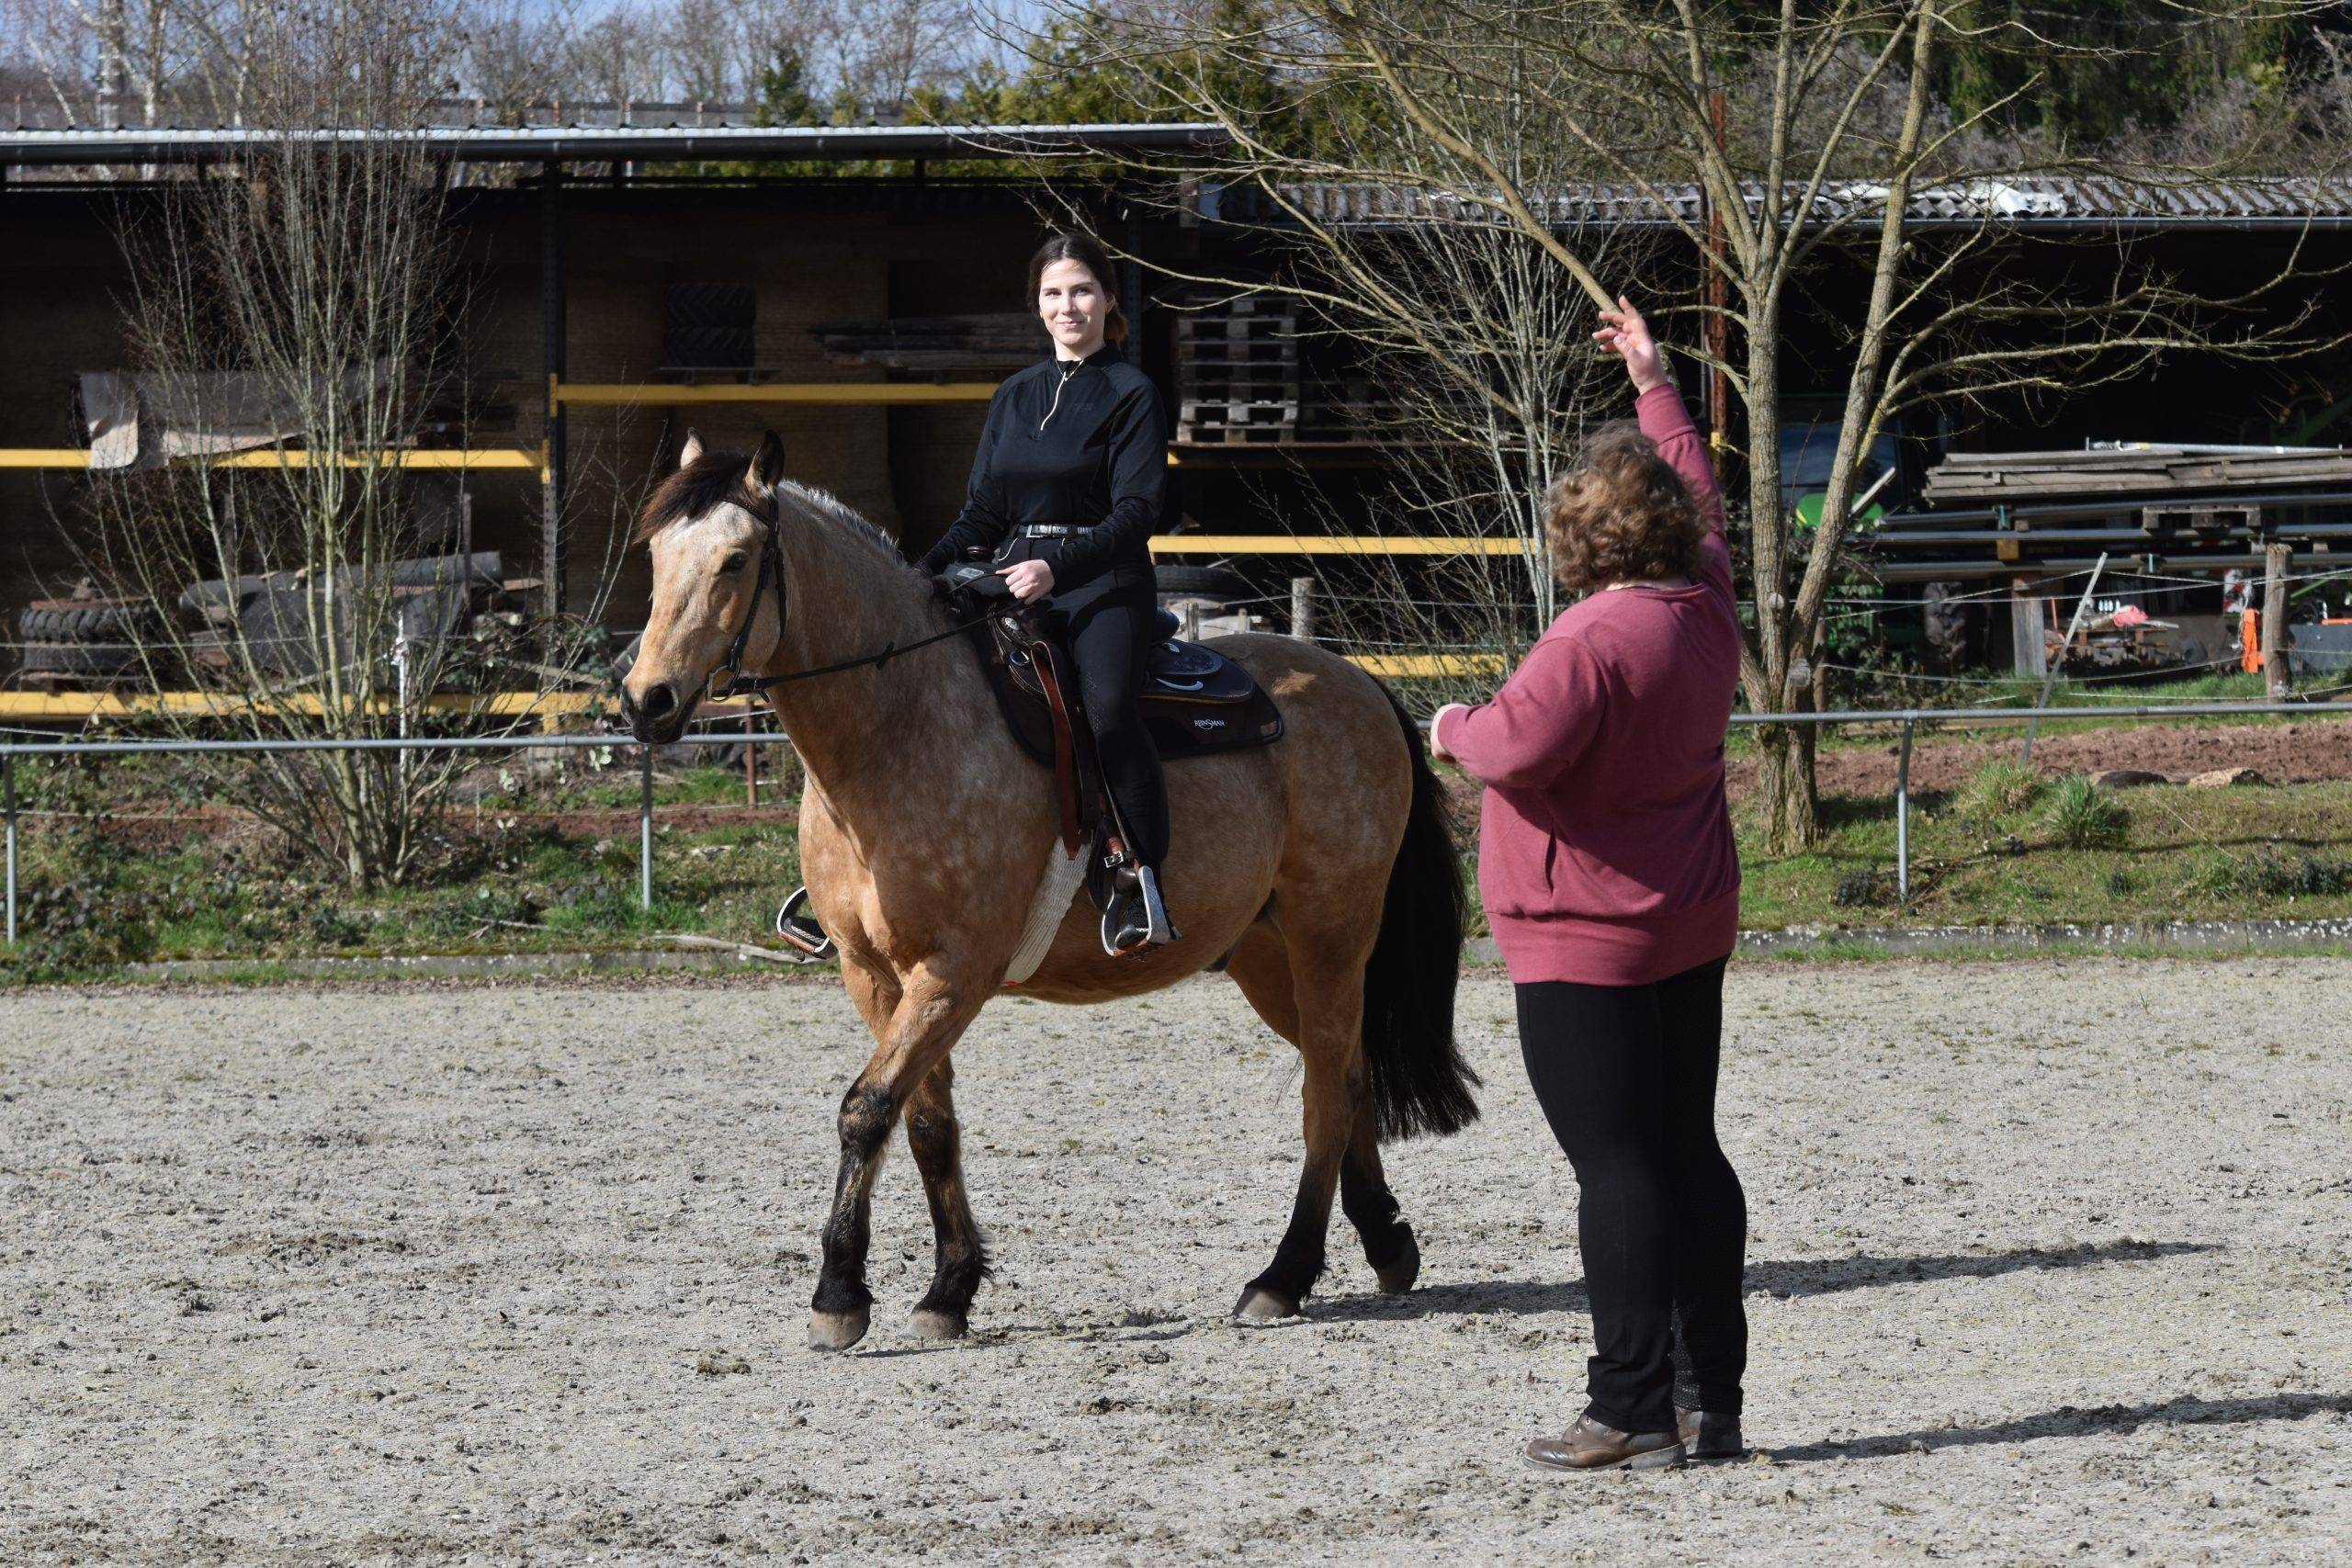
(1595, 297, 1731, 603)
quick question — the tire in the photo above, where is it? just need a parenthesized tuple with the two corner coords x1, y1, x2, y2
(21, 639, 143, 677)
(19, 602, 159, 644)
(1154, 564, 1250, 604)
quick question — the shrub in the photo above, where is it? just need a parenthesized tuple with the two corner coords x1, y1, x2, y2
(2041, 774, 2129, 850)
(1962, 758, 2043, 818)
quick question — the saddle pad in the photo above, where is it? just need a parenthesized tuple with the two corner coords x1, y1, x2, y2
(1004, 837, 1088, 986)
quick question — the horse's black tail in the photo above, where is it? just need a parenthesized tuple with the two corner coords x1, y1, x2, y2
(1362, 688, 1481, 1142)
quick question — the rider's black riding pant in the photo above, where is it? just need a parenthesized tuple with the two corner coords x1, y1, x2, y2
(1049, 575, 1170, 868)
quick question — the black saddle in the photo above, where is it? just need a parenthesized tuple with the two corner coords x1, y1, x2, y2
(937, 563, 1283, 855)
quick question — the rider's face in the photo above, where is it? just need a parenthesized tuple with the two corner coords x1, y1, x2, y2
(1037, 259, 1108, 356)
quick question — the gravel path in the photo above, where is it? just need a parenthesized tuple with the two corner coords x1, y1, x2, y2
(3, 962, 2347, 1564)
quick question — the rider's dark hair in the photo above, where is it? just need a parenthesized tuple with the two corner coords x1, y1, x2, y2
(1026, 231, 1127, 347)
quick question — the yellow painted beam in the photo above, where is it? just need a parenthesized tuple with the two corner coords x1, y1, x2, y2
(0, 691, 616, 720)
(554, 382, 1001, 407)
(0, 448, 541, 471)
(1345, 654, 1509, 678)
(1150, 535, 1531, 557)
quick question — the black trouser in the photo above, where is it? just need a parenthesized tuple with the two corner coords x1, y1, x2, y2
(1046, 572, 1170, 868)
(1515, 955, 1746, 1433)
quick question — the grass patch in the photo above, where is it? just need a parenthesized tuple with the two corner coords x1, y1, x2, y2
(2041, 775, 2130, 850)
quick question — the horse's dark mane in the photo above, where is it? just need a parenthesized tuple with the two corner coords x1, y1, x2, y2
(633, 452, 776, 544)
(633, 449, 904, 570)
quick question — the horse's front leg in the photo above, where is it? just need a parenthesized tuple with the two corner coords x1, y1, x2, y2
(904, 1056, 989, 1340)
(809, 966, 984, 1351)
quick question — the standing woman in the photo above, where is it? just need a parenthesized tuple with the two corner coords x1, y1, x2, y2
(1430, 298, 1747, 1472)
(917, 231, 1179, 951)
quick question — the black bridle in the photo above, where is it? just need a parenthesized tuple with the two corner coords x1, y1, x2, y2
(706, 507, 987, 700)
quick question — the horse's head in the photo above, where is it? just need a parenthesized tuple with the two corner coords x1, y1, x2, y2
(619, 429, 788, 745)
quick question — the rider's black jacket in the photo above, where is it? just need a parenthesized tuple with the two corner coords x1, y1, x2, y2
(914, 343, 1167, 594)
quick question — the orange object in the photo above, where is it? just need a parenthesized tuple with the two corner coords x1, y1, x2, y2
(2241, 608, 2263, 672)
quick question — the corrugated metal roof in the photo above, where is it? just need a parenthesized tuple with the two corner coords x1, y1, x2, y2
(1234, 174, 2352, 229)
(0, 121, 1230, 166)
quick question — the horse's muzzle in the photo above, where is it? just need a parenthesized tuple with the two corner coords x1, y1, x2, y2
(619, 679, 695, 746)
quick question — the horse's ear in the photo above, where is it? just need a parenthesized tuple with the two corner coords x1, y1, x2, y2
(752, 430, 786, 494)
(678, 430, 704, 469)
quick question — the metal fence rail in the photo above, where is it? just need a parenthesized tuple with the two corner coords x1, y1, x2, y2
(0, 700, 2341, 946)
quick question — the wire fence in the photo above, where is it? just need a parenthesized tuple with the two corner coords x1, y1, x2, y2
(2, 698, 2347, 949)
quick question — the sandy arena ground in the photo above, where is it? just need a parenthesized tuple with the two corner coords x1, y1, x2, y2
(3, 960, 2348, 1565)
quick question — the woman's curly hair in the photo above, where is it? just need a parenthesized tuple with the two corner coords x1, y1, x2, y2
(1544, 422, 1706, 594)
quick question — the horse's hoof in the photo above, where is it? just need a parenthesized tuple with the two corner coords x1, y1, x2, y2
(908, 1307, 967, 1341)
(1232, 1285, 1301, 1322)
(807, 1307, 870, 1351)
(1373, 1233, 1421, 1295)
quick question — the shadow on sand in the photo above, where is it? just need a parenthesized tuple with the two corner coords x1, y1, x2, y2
(1313, 1237, 2219, 1324)
(1762, 1391, 2352, 1463)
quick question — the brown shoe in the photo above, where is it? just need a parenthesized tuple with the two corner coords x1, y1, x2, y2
(1524, 1413, 1685, 1473)
(1676, 1404, 1745, 1461)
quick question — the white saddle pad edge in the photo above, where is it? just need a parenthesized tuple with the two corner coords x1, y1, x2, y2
(1004, 843, 1088, 986)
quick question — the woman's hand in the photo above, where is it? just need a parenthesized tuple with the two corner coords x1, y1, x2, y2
(999, 559, 1056, 604)
(1592, 295, 1668, 394)
(1429, 703, 1469, 762)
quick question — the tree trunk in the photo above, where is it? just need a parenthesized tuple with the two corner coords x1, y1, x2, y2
(1754, 716, 1821, 857)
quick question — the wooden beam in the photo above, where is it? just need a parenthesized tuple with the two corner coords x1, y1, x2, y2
(0, 448, 542, 470)
(1149, 535, 1528, 556)
(552, 382, 1000, 406)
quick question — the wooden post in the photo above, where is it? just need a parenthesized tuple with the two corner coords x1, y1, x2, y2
(1290, 576, 1316, 642)
(2008, 575, 2045, 679)
(2264, 540, 2292, 698)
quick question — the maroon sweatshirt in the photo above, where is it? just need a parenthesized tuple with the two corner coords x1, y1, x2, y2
(1432, 382, 1742, 986)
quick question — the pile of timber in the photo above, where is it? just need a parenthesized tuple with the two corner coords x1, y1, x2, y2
(808, 313, 1041, 373)
(1923, 446, 2352, 504)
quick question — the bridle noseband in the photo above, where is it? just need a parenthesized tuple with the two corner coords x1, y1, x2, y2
(704, 502, 986, 701)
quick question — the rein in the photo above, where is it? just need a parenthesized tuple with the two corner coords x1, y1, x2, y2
(708, 508, 988, 700)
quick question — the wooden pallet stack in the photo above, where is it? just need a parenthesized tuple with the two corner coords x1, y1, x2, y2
(1923, 446, 2352, 503)
(1174, 297, 1302, 445)
(808, 313, 1043, 374)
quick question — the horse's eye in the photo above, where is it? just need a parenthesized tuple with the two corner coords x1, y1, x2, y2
(723, 552, 749, 574)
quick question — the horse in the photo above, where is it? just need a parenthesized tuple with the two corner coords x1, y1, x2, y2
(618, 431, 1478, 1350)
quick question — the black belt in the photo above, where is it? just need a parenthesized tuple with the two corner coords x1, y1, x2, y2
(1016, 525, 1084, 538)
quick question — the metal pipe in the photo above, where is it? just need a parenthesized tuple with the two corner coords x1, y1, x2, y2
(1895, 717, 1912, 903)
(4, 753, 14, 945)
(639, 742, 655, 911)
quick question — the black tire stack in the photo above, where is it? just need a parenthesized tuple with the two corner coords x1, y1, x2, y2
(17, 599, 161, 681)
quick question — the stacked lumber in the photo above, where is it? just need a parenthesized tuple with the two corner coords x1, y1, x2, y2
(1923, 446, 2352, 503)
(808, 313, 1042, 373)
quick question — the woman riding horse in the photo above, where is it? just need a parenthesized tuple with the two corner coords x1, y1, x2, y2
(916, 231, 1177, 953)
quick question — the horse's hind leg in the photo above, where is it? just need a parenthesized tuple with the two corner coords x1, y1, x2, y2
(1233, 936, 1367, 1321)
(1230, 924, 1419, 1302)
(1341, 1109, 1419, 1293)
(903, 1056, 988, 1340)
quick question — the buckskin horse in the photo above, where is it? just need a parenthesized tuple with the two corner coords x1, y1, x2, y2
(618, 432, 1477, 1350)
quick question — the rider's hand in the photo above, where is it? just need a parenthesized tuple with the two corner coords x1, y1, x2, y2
(999, 559, 1056, 604)
(1592, 295, 1669, 394)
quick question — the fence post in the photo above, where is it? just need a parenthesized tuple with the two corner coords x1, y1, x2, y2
(1895, 716, 1913, 904)
(4, 752, 15, 945)
(639, 743, 655, 911)
(2263, 540, 2293, 699)
(1290, 576, 1316, 642)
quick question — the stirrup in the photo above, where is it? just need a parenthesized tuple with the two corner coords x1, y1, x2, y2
(775, 886, 836, 961)
(1099, 865, 1180, 957)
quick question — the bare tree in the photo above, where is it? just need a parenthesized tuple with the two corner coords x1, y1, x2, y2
(1060, 0, 2340, 851)
(78, 0, 571, 888)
